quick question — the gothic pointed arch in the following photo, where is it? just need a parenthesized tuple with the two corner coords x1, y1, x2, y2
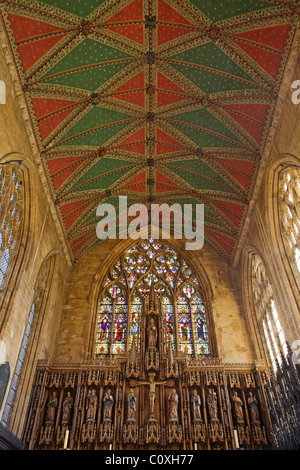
(0, 153, 36, 329)
(1, 251, 56, 429)
(90, 238, 216, 361)
(261, 154, 300, 341)
(244, 247, 287, 371)
(271, 156, 300, 300)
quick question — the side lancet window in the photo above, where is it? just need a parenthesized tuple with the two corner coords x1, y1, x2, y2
(278, 167, 300, 273)
(0, 164, 24, 292)
(95, 239, 210, 359)
(1, 256, 52, 426)
(251, 252, 287, 370)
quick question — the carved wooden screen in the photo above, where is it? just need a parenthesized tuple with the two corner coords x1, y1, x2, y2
(251, 252, 287, 370)
(95, 239, 210, 359)
(0, 164, 24, 292)
(278, 167, 300, 273)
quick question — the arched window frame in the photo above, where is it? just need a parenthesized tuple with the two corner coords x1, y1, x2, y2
(278, 164, 300, 276)
(0, 155, 35, 328)
(249, 250, 287, 371)
(0, 162, 24, 294)
(92, 239, 215, 360)
(1, 253, 56, 428)
(265, 155, 300, 317)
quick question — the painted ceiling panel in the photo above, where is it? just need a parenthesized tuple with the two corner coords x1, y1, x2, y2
(0, 0, 298, 262)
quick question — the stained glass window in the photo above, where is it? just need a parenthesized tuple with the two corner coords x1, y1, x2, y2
(161, 294, 175, 350)
(0, 164, 24, 292)
(129, 292, 142, 351)
(94, 239, 210, 359)
(111, 295, 127, 355)
(2, 255, 54, 426)
(278, 167, 300, 273)
(251, 252, 287, 370)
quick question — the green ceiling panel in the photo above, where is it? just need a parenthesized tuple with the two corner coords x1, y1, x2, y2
(170, 108, 243, 144)
(169, 62, 259, 95)
(58, 121, 130, 147)
(169, 120, 242, 148)
(73, 168, 131, 191)
(70, 158, 133, 191)
(40, 0, 107, 18)
(41, 62, 130, 91)
(41, 37, 132, 79)
(168, 166, 233, 193)
(170, 43, 256, 84)
(62, 106, 131, 145)
(166, 197, 224, 226)
(75, 195, 138, 229)
(187, 0, 274, 23)
(169, 159, 233, 187)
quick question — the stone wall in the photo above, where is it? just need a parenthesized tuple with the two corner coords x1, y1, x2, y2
(0, 38, 70, 435)
(235, 36, 300, 362)
(53, 237, 256, 365)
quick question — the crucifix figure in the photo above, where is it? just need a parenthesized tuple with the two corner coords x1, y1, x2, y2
(139, 372, 168, 420)
(148, 372, 156, 416)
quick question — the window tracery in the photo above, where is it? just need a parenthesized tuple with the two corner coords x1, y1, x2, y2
(2, 255, 53, 426)
(278, 167, 300, 273)
(251, 252, 287, 370)
(95, 239, 210, 359)
(0, 164, 24, 292)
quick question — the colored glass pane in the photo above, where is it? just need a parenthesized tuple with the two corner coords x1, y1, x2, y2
(95, 239, 210, 359)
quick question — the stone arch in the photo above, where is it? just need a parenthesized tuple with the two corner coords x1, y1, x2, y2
(0, 153, 36, 330)
(264, 153, 300, 335)
(1, 251, 57, 431)
(241, 245, 288, 370)
(87, 237, 217, 360)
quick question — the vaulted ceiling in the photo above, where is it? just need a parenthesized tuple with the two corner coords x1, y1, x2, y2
(1, 0, 298, 263)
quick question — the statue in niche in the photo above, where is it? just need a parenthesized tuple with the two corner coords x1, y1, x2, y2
(86, 388, 98, 421)
(206, 388, 218, 422)
(168, 388, 179, 422)
(61, 390, 73, 424)
(127, 388, 137, 422)
(190, 389, 202, 422)
(45, 391, 58, 423)
(232, 391, 244, 424)
(147, 317, 157, 348)
(247, 391, 260, 425)
(103, 389, 114, 421)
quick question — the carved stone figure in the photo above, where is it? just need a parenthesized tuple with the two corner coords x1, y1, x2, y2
(147, 318, 157, 348)
(191, 389, 202, 422)
(61, 391, 73, 424)
(86, 388, 98, 421)
(206, 388, 218, 422)
(103, 389, 114, 421)
(168, 388, 179, 422)
(127, 388, 137, 422)
(248, 392, 260, 424)
(45, 391, 58, 424)
(232, 391, 244, 424)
